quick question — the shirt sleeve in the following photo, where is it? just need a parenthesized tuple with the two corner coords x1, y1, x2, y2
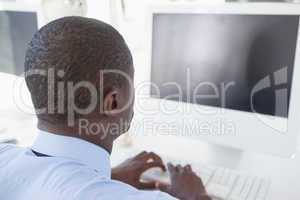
(154, 191, 178, 200)
(122, 190, 178, 200)
(72, 179, 179, 200)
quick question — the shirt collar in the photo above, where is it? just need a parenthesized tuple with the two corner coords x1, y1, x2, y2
(32, 130, 111, 178)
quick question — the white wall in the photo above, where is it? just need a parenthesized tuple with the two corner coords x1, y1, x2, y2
(86, 0, 110, 24)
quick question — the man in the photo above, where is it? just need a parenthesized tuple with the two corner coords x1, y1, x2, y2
(0, 17, 211, 200)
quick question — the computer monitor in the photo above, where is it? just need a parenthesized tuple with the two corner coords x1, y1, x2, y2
(0, 2, 41, 75)
(140, 3, 300, 157)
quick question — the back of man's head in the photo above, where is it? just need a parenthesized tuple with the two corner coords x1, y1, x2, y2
(25, 17, 133, 127)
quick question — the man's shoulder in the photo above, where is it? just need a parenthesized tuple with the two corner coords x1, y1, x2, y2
(0, 144, 177, 200)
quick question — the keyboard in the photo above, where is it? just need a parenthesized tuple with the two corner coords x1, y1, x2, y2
(141, 156, 270, 200)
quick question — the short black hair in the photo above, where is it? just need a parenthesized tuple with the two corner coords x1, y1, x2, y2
(25, 16, 133, 124)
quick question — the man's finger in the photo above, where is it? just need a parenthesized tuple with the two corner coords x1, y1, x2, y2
(147, 152, 166, 170)
(156, 182, 171, 194)
(135, 151, 148, 159)
(175, 165, 183, 173)
(138, 152, 166, 171)
(184, 165, 192, 173)
(139, 181, 157, 190)
(141, 161, 166, 172)
(167, 163, 177, 178)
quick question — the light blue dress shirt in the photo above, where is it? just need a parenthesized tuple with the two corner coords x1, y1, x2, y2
(0, 130, 177, 200)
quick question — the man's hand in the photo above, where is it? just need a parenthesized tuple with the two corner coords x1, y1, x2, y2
(157, 163, 212, 200)
(111, 151, 166, 190)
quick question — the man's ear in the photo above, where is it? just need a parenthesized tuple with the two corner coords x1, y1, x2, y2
(103, 90, 119, 115)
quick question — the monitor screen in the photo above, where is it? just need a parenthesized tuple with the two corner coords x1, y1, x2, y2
(0, 11, 38, 75)
(151, 14, 299, 118)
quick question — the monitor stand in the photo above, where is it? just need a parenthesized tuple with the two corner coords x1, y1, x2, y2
(169, 136, 245, 169)
(197, 141, 244, 169)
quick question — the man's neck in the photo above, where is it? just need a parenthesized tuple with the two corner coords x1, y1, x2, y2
(37, 120, 114, 154)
